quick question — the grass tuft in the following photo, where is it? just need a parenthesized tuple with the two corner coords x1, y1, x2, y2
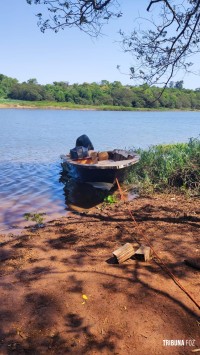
(127, 137, 200, 195)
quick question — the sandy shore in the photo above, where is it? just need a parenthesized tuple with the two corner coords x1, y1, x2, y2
(0, 193, 199, 354)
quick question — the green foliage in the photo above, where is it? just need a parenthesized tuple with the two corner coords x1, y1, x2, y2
(8, 82, 50, 101)
(127, 137, 200, 195)
(0, 74, 18, 98)
(24, 212, 45, 225)
(104, 195, 117, 204)
(1, 73, 200, 109)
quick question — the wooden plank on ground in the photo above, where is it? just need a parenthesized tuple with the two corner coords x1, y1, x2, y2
(134, 245, 152, 262)
(113, 243, 139, 264)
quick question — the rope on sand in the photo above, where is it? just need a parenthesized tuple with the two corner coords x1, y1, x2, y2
(115, 178, 200, 311)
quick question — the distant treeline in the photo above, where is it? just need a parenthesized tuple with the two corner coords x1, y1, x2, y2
(1, 74, 200, 109)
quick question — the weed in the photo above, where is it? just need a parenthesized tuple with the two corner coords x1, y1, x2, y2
(104, 195, 117, 204)
(24, 212, 46, 225)
(127, 137, 200, 195)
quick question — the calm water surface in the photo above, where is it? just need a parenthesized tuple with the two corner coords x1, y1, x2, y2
(0, 109, 199, 233)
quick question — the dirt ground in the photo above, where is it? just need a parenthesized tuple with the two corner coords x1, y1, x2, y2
(0, 193, 199, 355)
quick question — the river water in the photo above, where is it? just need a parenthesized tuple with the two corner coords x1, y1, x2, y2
(0, 109, 199, 233)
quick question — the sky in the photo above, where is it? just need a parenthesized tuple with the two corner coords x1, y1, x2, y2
(1, 0, 200, 89)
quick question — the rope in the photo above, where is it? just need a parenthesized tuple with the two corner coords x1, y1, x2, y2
(115, 178, 200, 311)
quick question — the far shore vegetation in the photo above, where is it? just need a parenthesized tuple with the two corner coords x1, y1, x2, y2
(1, 74, 200, 110)
(1, 99, 197, 111)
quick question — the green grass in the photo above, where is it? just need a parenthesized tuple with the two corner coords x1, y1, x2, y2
(0, 98, 154, 111)
(127, 137, 200, 195)
(0, 98, 197, 111)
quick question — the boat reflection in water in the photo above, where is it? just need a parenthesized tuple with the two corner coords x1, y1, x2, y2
(60, 171, 115, 211)
(60, 143, 139, 211)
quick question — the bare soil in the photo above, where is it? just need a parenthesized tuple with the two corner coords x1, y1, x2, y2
(0, 193, 199, 354)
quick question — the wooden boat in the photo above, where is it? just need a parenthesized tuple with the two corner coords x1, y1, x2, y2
(61, 149, 139, 184)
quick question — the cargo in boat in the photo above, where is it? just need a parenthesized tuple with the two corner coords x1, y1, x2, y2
(61, 149, 139, 184)
(61, 134, 139, 184)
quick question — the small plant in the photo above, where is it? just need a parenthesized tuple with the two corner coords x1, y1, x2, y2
(24, 212, 46, 225)
(104, 195, 117, 204)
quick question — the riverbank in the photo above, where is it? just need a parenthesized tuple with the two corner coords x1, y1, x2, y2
(0, 99, 200, 111)
(0, 193, 199, 354)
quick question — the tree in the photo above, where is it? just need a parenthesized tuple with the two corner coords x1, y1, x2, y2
(0, 74, 18, 98)
(27, 78, 38, 85)
(111, 86, 133, 107)
(121, 0, 200, 88)
(27, 0, 200, 88)
(8, 82, 49, 101)
(26, 0, 121, 35)
(174, 80, 184, 90)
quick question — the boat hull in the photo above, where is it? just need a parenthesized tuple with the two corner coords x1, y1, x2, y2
(62, 162, 134, 183)
(61, 153, 139, 184)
